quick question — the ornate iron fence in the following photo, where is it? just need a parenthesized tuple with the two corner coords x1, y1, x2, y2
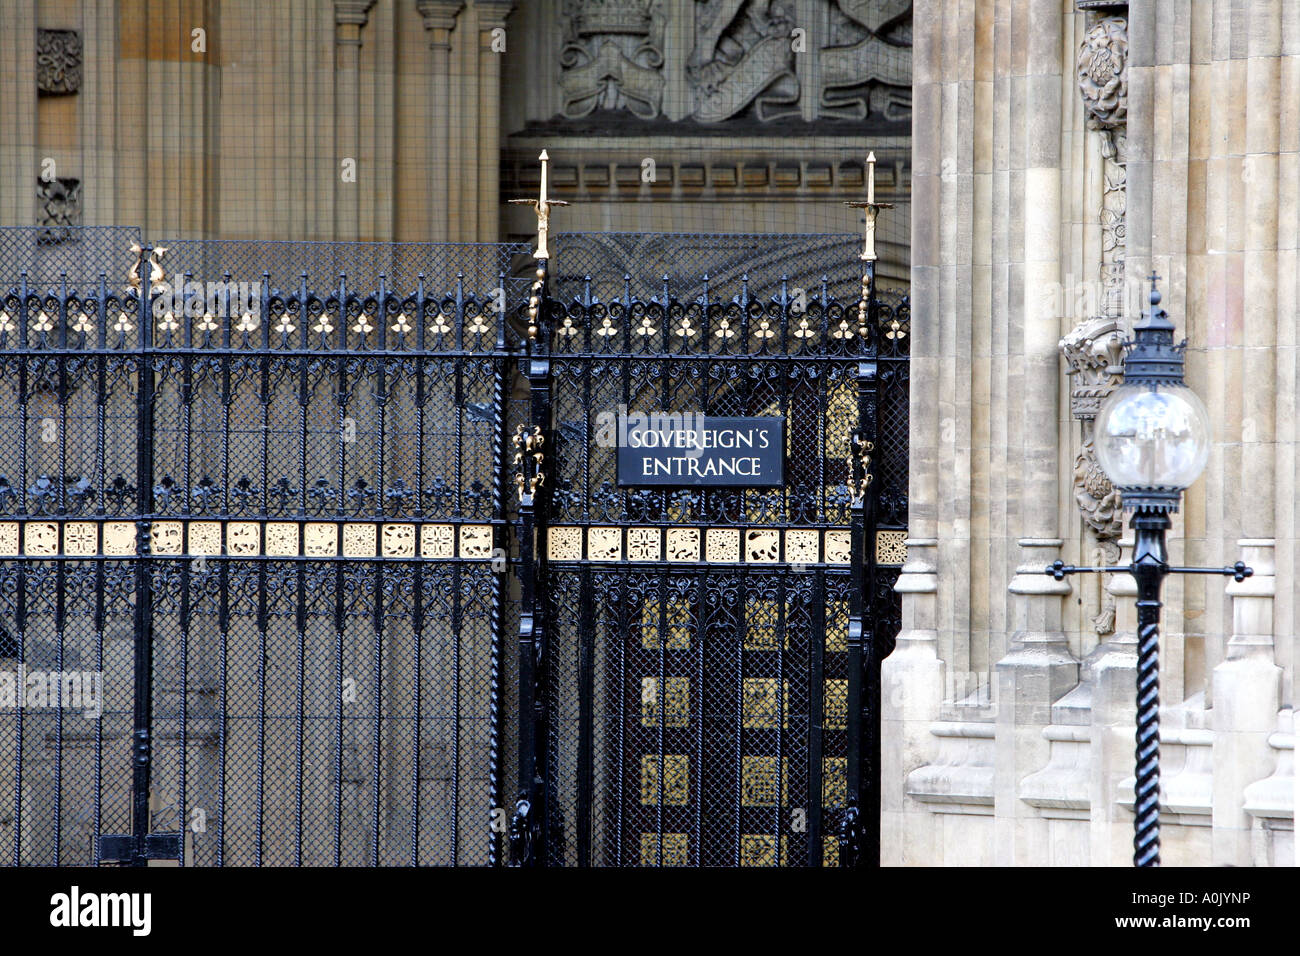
(0, 227, 907, 867)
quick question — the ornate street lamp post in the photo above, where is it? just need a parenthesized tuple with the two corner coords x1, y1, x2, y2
(1047, 275, 1250, 867)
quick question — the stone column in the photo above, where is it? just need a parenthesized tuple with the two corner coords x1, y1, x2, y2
(1212, 540, 1283, 865)
(882, 0, 945, 866)
(994, 0, 1076, 866)
(418, 2, 465, 243)
(333, 1, 376, 241)
(474, 1, 514, 242)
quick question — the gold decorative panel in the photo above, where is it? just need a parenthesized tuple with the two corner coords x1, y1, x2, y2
(304, 522, 337, 557)
(784, 529, 820, 564)
(626, 527, 660, 562)
(0, 523, 18, 556)
(640, 597, 691, 650)
(381, 523, 416, 557)
(824, 530, 851, 564)
(24, 522, 58, 556)
(822, 757, 848, 808)
(103, 522, 137, 556)
(741, 678, 788, 729)
(265, 522, 299, 556)
(586, 526, 621, 561)
(152, 521, 183, 555)
(226, 522, 261, 556)
(741, 756, 789, 807)
(739, 834, 788, 867)
(188, 522, 222, 557)
(640, 754, 689, 806)
(63, 522, 97, 557)
(825, 599, 849, 653)
(824, 679, 848, 731)
(705, 528, 739, 563)
(876, 530, 907, 565)
(744, 529, 779, 563)
(641, 676, 690, 728)
(823, 836, 840, 867)
(342, 523, 376, 557)
(547, 526, 582, 561)
(421, 524, 454, 558)
(743, 596, 784, 651)
(665, 527, 699, 562)
(640, 833, 689, 867)
(459, 525, 493, 558)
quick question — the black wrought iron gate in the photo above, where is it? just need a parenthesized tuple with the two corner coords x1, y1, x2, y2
(0, 228, 906, 868)
(510, 248, 909, 867)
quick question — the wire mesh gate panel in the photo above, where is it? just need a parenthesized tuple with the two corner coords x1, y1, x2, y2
(0, 232, 529, 865)
(0, 228, 906, 867)
(518, 256, 909, 867)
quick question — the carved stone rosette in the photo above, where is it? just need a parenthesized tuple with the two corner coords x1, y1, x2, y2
(1063, 8, 1128, 634)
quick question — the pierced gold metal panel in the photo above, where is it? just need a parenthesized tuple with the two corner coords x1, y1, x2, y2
(188, 522, 221, 557)
(626, 527, 660, 562)
(822, 757, 848, 808)
(639, 833, 689, 867)
(741, 755, 789, 807)
(152, 521, 183, 555)
(421, 524, 454, 558)
(381, 523, 416, 558)
(586, 526, 621, 561)
(459, 524, 493, 558)
(640, 754, 690, 806)
(24, 522, 58, 556)
(303, 522, 338, 557)
(63, 522, 97, 557)
(824, 678, 849, 731)
(784, 529, 820, 564)
(741, 678, 788, 729)
(547, 526, 583, 561)
(342, 523, 376, 558)
(103, 521, 137, 556)
(824, 529, 851, 564)
(0, 523, 18, 556)
(266, 522, 299, 556)
(705, 528, 739, 563)
(227, 522, 261, 556)
(876, 530, 907, 565)
(665, 527, 699, 562)
(739, 834, 788, 867)
(744, 529, 779, 563)
(641, 676, 690, 728)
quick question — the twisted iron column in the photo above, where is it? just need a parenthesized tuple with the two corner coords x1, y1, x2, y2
(1130, 509, 1169, 867)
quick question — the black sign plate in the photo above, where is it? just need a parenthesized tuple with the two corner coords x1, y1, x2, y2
(616, 414, 784, 487)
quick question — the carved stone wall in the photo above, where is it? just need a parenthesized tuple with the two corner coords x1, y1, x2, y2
(36, 29, 81, 96)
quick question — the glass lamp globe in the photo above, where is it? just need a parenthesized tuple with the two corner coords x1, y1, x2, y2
(1093, 383, 1212, 490)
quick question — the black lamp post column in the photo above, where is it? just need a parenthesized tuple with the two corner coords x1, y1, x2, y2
(1129, 508, 1170, 867)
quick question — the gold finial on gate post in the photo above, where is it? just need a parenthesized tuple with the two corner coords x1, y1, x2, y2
(845, 152, 894, 263)
(509, 150, 570, 339)
(845, 153, 894, 334)
(509, 149, 569, 262)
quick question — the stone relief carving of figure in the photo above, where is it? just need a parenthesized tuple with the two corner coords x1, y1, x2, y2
(559, 0, 666, 120)
(687, 0, 799, 122)
(820, 0, 912, 121)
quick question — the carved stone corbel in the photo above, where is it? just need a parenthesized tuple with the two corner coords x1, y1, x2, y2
(1063, 7, 1128, 635)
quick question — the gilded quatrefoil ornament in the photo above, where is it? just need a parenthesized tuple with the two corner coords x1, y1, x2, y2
(846, 432, 874, 504)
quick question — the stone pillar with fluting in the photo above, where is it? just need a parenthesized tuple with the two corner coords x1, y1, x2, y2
(473, 1, 514, 242)
(993, 0, 1077, 866)
(417, 2, 465, 242)
(333, 1, 376, 241)
(881, 0, 945, 867)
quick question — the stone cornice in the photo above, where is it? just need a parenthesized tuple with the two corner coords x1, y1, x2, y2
(472, 0, 515, 29)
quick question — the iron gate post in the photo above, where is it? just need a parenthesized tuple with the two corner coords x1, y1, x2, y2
(512, 259, 554, 867)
